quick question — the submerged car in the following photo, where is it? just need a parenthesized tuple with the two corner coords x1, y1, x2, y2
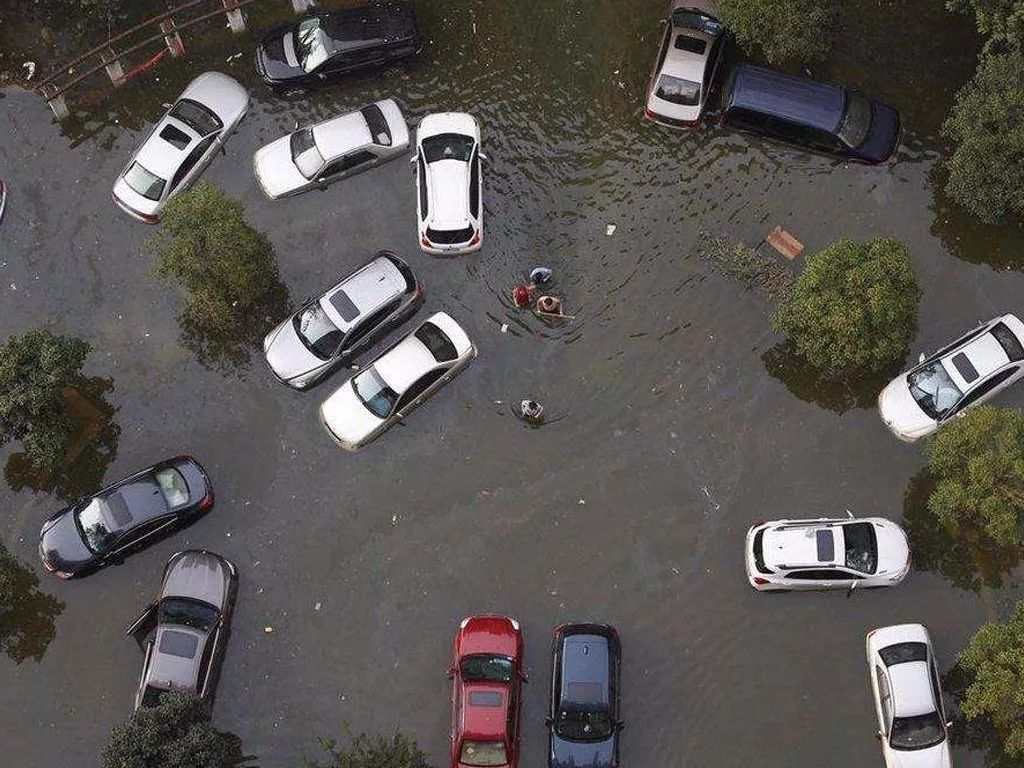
(252, 99, 409, 199)
(866, 624, 952, 768)
(112, 72, 248, 223)
(319, 311, 476, 450)
(744, 516, 911, 592)
(126, 550, 238, 710)
(263, 251, 422, 389)
(415, 112, 485, 255)
(255, 2, 421, 90)
(548, 623, 622, 768)
(720, 64, 901, 164)
(39, 457, 213, 579)
(448, 615, 525, 768)
(644, 0, 726, 128)
(879, 313, 1024, 442)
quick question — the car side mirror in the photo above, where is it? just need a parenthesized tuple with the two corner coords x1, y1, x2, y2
(479, 151, 489, 162)
(617, 720, 626, 730)
(918, 352, 926, 363)
(847, 581, 858, 598)
(519, 670, 529, 683)
(409, 154, 417, 164)
(945, 720, 953, 729)
(544, 717, 553, 728)
(876, 730, 885, 741)
(446, 666, 455, 679)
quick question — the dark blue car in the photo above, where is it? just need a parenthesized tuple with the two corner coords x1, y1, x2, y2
(547, 623, 622, 768)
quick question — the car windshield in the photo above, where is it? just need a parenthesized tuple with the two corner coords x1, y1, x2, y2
(555, 706, 614, 742)
(158, 596, 219, 632)
(75, 498, 118, 554)
(460, 654, 514, 683)
(672, 9, 723, 36)
(169, 98, 221, 135)
(843, 522, 877, 573)
(297, 17, 333, 72)
(290, 128, 326, 180)
(908, 361, 963, 420)
(294, 302, 342, 359)
(155, 467, 189, 507)
(352, 366, 399, 419)
(459, 740, 507, 767)
(123, 162, 166, 202)
(656, 74, 701, 106)
(838, 92, 873, 148)
(421, 133, 475, 163)
(890, 711, 945, 751)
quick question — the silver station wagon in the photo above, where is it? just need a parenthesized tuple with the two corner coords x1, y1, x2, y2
(263, 251, 422, 390)
(252, 98, 409, 199)
(112, 72, 249, 223)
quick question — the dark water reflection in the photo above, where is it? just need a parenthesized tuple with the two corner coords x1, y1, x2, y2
(0, 547, 63, 664)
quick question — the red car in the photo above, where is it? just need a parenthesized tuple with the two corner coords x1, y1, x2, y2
(448, 615, 525, 768)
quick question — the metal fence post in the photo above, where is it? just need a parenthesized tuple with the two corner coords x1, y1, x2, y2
(223, 0, 247, 33)
(40, 84, 69, 119)
(101, 48, 125, 87)
(160, 19, 186, 57)
(291, 0, 315, 14)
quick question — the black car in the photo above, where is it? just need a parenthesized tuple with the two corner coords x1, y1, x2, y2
(38, 457, 213, 579)
(721, 64, 901, 164)
(255, 2, 421, 90)
(548, 623, 623, 768)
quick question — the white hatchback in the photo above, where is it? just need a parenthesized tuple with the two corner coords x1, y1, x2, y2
(253, 99, 409, 199)
(319, 312, 476, 450)
(866, 624, 952, 768)
(879, 313, 1024, 442)
(414, 112, 484, 255)
(744, 515, 911, 591)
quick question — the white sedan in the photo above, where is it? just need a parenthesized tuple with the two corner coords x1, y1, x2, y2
(866, 624, 952, 768)
(414, 113, 484, 255)
(253, 99, 409, 199)
(319, 312, 476, 450)
(879, 313, 1024, 442)
(744, 515, 910, 591)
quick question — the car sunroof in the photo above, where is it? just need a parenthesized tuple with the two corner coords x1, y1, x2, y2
(106, 492, 134, 527)
(159, 124, 191, 150)
(468, 691, 503, 708)
(674, 35, 707, 55)
(951, 352, 979, 383)
(159, 629, 199, 659)
(328, 289, 360, 323)
(815, 529, 834, 562)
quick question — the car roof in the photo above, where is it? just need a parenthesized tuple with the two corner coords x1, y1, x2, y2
(104, 477, 168, 530)
(320, 255, 406, 332)
(560, 634, 610, 706)
(889, 661, 937, 718)
(461, 682, 510, 741)
(374, 329, 442, 392)
(135, 116, 200, 181)
(147, 626, 204, 691)
(313, 111, 372, 160)
(426, 160, 471, 228)
(762, 520, 850, 569)
(661, 27, 713, 82)
(727, 64, 846, 134)
(942, 331, 1010, 389)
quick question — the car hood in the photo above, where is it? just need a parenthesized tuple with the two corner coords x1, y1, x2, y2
(161, 551, 231, 608)
(265, 316, 327, 381)
(875, 522, 911, 576)
(320, 379, 384, 448)
(550, 734, 616, 768)
(887, 741, 952, 768)
(858, 101, 900, 163)
(253, 135, 309, 199)
(257, 29, 304, 82)
(878, 377, 935, 441)
(40, 510, 94, 573)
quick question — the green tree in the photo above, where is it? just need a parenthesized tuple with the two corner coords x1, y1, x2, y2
(304, 730, 433, 768)
(101, 692, 247, 768)
(146, 182, 289, 370)
(715, 0, 837, 64)
(957, 600, 1024, 760)
(770, 237, 920, 377)
(0, 329, 91, 470)
(941, 52, 1024, 225)
(927, 406, 1024, 548)
(948, 0, 1024, 51)
(0, 540, 64, 663)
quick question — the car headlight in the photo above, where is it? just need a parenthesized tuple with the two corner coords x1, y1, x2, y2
(289, 369, 322, 388)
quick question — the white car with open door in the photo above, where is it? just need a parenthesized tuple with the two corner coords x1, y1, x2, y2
(319, 311, 476, 450)
(878, 313, 1024, 442)
(744, 514, 911, 592)
(414, 112, 484, 255)
(866, 624, 953, 768)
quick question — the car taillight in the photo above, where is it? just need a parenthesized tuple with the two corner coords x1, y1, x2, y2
(469, 230, 481, 246)
(198, 494, 213, 511)
(643, 108, 656, 120)
(421, 236, 431, 248)
(753, 577, 769, 585)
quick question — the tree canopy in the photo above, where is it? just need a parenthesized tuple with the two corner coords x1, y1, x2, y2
(770, 237, 920, 377)
(0, 329, 91, 470)
(304, 730, 434, 768)
(715, 0, 837, 64)
(101, 692, 246, 768)
(948, 0, 1024, 52)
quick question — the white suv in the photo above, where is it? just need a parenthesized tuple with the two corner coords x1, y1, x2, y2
(744, 516, 911, 591)
(866, 624, 952, 768)
(414, 112, 484, 255)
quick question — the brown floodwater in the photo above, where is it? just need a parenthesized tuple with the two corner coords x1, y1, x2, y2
(1, 1, 1022, 766)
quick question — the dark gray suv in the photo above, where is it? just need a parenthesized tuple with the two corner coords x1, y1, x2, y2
(126, 550, 238, 710)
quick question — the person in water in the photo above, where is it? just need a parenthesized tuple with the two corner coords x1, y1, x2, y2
(536, 295, 564, 315)
(520, 399, 544, 422)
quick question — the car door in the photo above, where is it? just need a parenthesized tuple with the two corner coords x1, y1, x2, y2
(125, 602, 158, 641)
(317, 149, 379, 186)
(395, 368, 447, 419)
(169, 134, 218, 195)
(340, 299, 402, 360)
(874, 664, 893, 739)
(507, 677, 520, 762)
(450, 674, 462, 762)
(786, 569, 857, 590)
(198, 622, 223, 700)
(135, 638, 156, 707)
(944, 367, 1018, 421)
(107, 515, 177, 560)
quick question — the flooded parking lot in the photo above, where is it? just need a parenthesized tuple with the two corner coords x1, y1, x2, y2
(2, 1, 1023, 765)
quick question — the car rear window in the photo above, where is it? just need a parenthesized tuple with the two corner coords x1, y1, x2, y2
(123, 162, 166, 201)
(950, 352, 979, 383)
(752, 528, 772, 573)
(674, 34, 707, 54)
(426, 225, 475, 244)
(169, 98, 222, 135)
(879, 641, 928, 666)
(159, 123, 192, 150)
(415, 321, 457, 362)
(656, 74, 700, 106)
(362, 104, 392, 146)
(991, 322, 1024, 362)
